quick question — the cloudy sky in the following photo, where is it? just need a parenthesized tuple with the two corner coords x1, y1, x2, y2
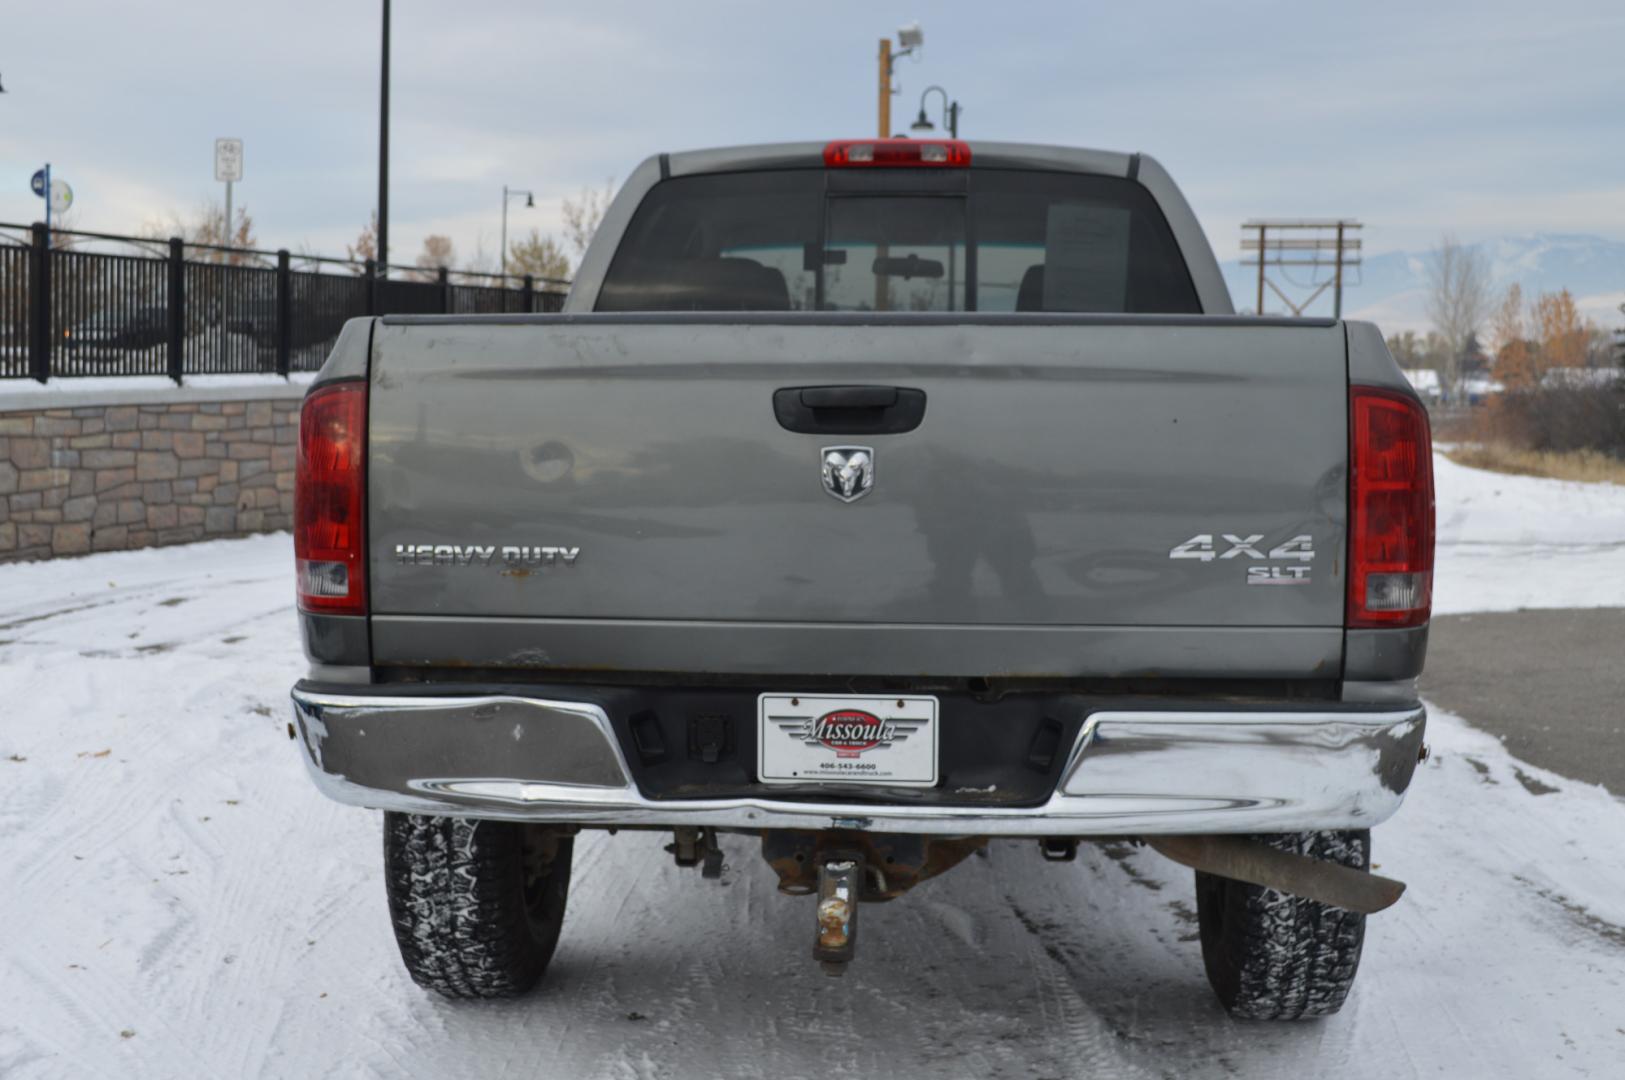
(2, 0, 1622, 271)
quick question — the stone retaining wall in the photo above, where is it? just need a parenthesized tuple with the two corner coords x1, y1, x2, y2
(0, 396, 299, 562)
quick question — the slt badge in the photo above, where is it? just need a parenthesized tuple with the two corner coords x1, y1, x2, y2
(821, 446, 875, 503)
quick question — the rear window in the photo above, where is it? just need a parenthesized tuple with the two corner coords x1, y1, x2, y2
(595, 168, 1201, 314)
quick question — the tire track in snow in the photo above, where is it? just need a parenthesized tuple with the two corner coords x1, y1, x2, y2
(8, 518, 1625, 1076)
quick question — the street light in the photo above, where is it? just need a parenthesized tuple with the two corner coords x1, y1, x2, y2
(377, 0, 390, 277)
(910, 85, 961, 139)
(500, 185, 535, 278)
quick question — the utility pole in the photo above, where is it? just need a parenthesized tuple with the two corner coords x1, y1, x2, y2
(1255, 223, 1265, 316)
(877, 38, 891, 138)
(1241, 219, 1363, 317)
(377, 0, 391, 277)
(1333, 222, 1346, 319)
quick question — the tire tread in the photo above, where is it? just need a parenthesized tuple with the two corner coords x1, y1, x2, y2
(383, 813, 569, 1000)
(1196, 830, 1368, 1020)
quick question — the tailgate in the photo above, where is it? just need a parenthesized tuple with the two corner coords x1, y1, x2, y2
(365, 316, 1348, 677)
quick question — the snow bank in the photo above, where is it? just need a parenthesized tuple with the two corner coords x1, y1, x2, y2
(1433, 451, 1625, 614)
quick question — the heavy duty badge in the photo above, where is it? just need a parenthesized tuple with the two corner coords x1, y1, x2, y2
(394, 544, 581, 567)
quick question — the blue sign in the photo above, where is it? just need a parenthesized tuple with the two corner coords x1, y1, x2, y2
(30, 168, 47, 197)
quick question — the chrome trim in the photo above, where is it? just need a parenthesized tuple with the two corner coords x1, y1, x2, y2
(291, 688, 1425, 836)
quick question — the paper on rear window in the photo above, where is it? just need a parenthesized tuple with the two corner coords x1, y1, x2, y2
(1042, 204, 1131, 312)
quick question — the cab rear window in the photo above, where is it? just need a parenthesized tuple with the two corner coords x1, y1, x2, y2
(595, 168, 1201, 314)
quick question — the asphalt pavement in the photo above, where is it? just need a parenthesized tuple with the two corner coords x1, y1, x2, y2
(1421, 608, 1625, 794)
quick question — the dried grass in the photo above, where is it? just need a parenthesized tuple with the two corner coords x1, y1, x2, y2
(1445, 443, 1625, 486)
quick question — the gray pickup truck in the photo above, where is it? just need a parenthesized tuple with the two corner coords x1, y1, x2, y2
(289, 138, 1434, 1019)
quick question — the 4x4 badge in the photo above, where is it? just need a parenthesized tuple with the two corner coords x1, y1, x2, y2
(821, 446, 875, 503)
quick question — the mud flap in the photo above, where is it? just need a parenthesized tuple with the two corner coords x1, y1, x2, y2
(1148, 834, 1406, 914)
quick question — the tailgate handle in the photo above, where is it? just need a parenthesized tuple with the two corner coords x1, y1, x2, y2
(773, 385, 927, 435)
(800, 386, 897, 409)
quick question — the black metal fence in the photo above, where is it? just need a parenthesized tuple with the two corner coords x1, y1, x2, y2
(0, 223, 569, 382)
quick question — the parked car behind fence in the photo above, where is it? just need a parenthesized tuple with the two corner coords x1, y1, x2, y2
(0, 223, 567, 382)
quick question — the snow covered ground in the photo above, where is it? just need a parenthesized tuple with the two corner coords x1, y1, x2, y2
(1433, 452, 1625, 616)
(2, 454, 1623, 1079)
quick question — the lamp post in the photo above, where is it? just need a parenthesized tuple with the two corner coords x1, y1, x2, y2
(910, 85, 961, 139)
(377, 0, 390, 277)
(500, 186, 535, 278)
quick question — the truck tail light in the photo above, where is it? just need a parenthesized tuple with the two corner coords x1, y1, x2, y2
(1348, 387, 1434, 628)
(295, 381, 367, 615)
(823, 139, 971, 168)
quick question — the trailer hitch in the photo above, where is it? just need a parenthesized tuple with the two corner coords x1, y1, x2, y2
(813, 853, 862, 976)
(666, 826, 724, 880)
(1148, 835, 1406, 914)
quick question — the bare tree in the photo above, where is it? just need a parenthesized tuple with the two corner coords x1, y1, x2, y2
(461, 236, 497, 276)
(1584, 326, 1616, 369)
(505, 229, 571, 282)
(42, 208, 85, 249)
(1489, 283, 1536, 390)
(1385, 330, 1424, 368)
(346, 213, 379, 275)
(193, 203, 258, 260)
(137, 201, 261, 263)
(1424, 234, 1493, 399)
(410, 235, 456, 282)
(1533, 289, 1586, 372)
(561, 180, 615, 258)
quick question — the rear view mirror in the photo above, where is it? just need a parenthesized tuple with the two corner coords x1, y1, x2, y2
(871, 254, 944, 280)
(803, 244, 848, 270)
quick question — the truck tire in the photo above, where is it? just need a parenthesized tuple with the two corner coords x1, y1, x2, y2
(1194, 830, 1368, 1020)
(383, 813, 573, 1000)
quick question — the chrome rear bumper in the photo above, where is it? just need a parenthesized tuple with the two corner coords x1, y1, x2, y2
(290, 687, 1425, 836)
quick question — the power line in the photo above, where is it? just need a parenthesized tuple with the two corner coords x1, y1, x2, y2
(1240, 219, 1362, 318)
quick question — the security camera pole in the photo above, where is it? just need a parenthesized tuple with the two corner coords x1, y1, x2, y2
(877, 39, 891, 137)
(874, 23, 923, 311)
(878, 23, 923, 137)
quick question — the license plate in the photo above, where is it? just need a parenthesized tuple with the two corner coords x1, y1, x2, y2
(757, 694, 938, 787)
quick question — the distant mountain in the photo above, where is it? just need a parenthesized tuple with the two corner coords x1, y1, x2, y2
(1220, 233, 1625, 333)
